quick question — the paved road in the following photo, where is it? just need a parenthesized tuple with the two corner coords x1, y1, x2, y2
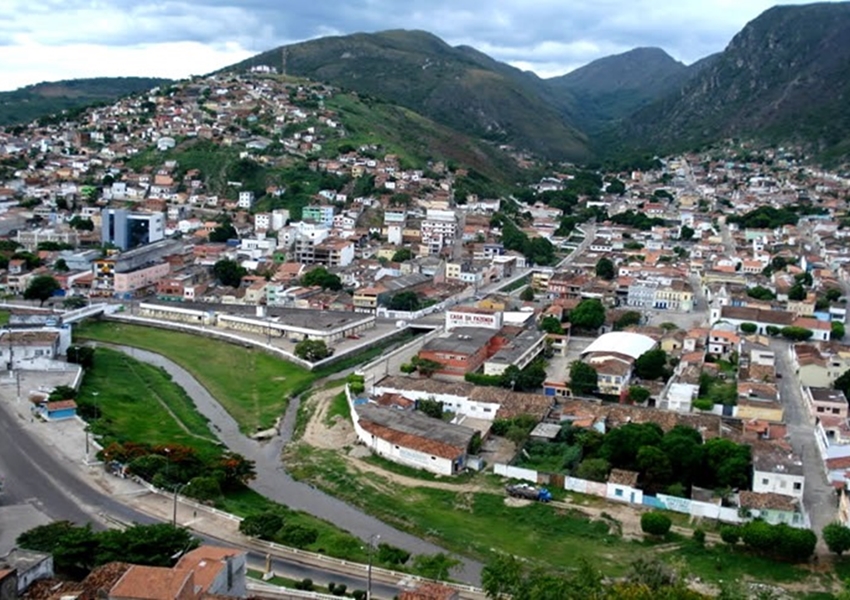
(110, 345, 483, 585)
(771, 339, 837, 535)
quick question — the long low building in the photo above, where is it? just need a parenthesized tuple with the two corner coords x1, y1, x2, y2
(137, 302, 375, 342)
(353, 403, 477, 476)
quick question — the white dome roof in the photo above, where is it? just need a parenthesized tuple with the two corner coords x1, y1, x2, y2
(581, 331, 657, 361)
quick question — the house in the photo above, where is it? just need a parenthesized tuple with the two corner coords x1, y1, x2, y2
(805, 387, 848, 419)
(0, 548, 53, 595)
(792, 343, 850, 388)
(417, 328, 497, 380)
(0, 330, 62, 369)
(39, 399, 78, 421)
(752, 447, 805, 499)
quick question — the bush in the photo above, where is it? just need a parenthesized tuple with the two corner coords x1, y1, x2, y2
(377, 543, 411, 565)
(295, 579, 314, 591)
(127, 454, 168, 482)
(692, 398, 714, 411)
(823, 522, 850, 556)
(184, 476, 222, 502)
(332, 584, 347, 596)
(739, 322, 758, 334)
(239, 512, 283, 540)
(692, 528, 706, 547)
(278, 524, 319, 548)
(640, 511, 672, 537)
(720, 526, 740, 546)
(352, 590, 367, 600)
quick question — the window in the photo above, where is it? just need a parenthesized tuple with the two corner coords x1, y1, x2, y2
(793, 482, 802, 491)
(762, 478, 769, 485)
(615, 489, 623, 497)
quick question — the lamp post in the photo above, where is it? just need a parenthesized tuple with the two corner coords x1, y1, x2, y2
(367, 533, 379, 600)
(172, 482, 187, 527)
(92, 391, 100, 420)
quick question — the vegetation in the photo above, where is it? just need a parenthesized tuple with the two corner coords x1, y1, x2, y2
(640, 512, 672, 537)
(387, 290, 421, 311)
(568, 299, 606, 331)
(17, 521, 196, 576)
(75, 322, 315, 433)
(294, 339, 332, 362)
(780, 326, 814, 341)
(212, 258, 246, 288)
(633, 349, 670, 381)
(614, 311, 642, 330)
(301, 267, 342, 291)
(595, 257, 615, 280)
(23, 274, 61, 305)
(539, 315, 564, 334)
(824, 522, 850, 556)
(747, 285, 776, 301)
(727, 206, 799, 229)
(569, 362, 599, 395)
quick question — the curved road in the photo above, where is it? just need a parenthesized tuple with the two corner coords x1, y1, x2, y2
(110, 345, 482, 585)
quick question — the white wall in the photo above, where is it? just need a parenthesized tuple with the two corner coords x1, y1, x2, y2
(752, 469, 805, 499)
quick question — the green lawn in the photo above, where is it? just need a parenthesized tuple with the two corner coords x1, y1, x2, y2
(80, 348, 222, 460)
(75, 321, 316, 433)
(0, 310, 9, 325)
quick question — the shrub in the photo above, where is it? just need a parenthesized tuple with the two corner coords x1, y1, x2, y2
(692, 398, 714, 411)
(295, 579, 314, 591)
(377, 543, 411, 565)
(184, 476, 222, 502)
(739, 322, 758, 334)
(239, 512, 283, 540)
(823, 522, 850, 556)
(720, 526, 740, 546)
(693, 528, 706, 547)
(278, 524, 319, 548)
(640, 511, 672, 537)
(332, 584, 347, 596)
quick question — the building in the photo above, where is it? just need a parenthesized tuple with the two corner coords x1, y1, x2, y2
(792, 343, 850, 388)
(352, 402, 477, 476)
(710, 305, 795, 334)
(421, 209, 459, 255)
(0, 548, 53, 596)
(302, 205, 335, 227)
(417, 328, 497, 379)
(578, 331, 657, 396)
(483, 329, 548, 376)
(101, 209, 165, 250)
(0, 330, 63, 369)
(237, 190, 255, 209)
(805, 387, 848, 419)
(752, 448, 805, 500)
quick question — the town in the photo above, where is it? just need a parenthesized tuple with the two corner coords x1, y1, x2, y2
(2, 70, 850, 599)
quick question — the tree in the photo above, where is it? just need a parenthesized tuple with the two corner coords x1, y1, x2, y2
(301, 267, 342, 291)
(747, 285, 776, 301)
(208, 220, 237, 243)
(482, 554, 525, 600)
(294, 339, 331, 362)
(54, 258, 69, 272)
(833, 322, 846, 340)
(67, 346, 95, 369)
(215, 452, 256, 490)
(212, 259, 246, 288)
(739, 322, 758, 334)
(824, 523, 850, 556)
(836, 369, 850, 398)
(640, 512, 672, 537)
(539, 315, 564, 334)
(69, 216, 94, 231)
(388, 291, 421, 311)
(628, 386, 651, 404)
(184, 476, 222, 502)
(788, 283, 806, 301)
(614, 311, 642, 330)
(634, 349, 669, 381)
(568, 299, 605, 330)
(595, 257, 615, 281)
(24, 274, 60, 306)
(412, 357, 442, 377)
(679, 225, 695, 241)
(519, 286, 535, 302)
(95, 523, 198, 567)
(239, 512, 284, 540)
(391, 248, 413, 262)
(63, 296, 87, 309)
(377, 543, 411, 566)
(417, 397, 443, 419)
(637, 446, 673, 492)
(780, 326, 813, 341)
(570, 361, 598, 395)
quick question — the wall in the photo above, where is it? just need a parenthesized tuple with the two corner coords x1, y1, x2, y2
(752, 469, 805, 499)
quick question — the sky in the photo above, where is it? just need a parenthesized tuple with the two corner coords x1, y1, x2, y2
(0, 0, 842, 91)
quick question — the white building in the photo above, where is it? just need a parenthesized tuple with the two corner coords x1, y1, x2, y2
(237, 191, 255, 209)
(752, 450, 805, 499)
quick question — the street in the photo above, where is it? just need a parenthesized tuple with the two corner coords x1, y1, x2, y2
(771, 339, 837, 536)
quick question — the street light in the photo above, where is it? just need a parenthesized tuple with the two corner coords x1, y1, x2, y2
(172, 482, 187, 527)
(367, 533, 380, 600)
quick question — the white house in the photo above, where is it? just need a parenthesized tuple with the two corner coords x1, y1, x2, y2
(237, 191, 255, 209)
(752, 449, 805, 499)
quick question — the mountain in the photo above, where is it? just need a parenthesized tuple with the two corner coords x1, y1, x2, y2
(227, 29, 590, 161)
(616, 2, 850, 161)
(547, 47, 690, 132)
(0, 77, 171, 127)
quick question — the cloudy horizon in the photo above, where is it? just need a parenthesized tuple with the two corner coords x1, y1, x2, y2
(1, 0, 843, 91)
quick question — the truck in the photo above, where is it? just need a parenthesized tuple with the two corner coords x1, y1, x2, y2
(505, 483, 552, 502)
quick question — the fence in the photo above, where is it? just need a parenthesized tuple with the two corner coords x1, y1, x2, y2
(495, 463, 758, 527)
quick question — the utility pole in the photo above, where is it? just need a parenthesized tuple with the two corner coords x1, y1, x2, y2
(367, 533, 379, 600)
(173, 483, 186, 527)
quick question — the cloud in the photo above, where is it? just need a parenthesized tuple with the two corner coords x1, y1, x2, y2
(0, 0, 845, 90)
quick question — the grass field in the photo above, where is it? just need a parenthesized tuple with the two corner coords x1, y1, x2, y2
(75, 321, 316, 433)
(323, 392, 350, 426)
(0, 310, 9, 325)
(80, 348, 222, 460)
(285, 444, 825, 587)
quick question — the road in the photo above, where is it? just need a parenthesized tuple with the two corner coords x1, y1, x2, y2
(110, 345, 483, 585)
(771, 339, 837, 535)
(0, 391, 418, 599)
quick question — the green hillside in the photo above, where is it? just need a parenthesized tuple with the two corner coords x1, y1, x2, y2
(0, 77, 171, 127)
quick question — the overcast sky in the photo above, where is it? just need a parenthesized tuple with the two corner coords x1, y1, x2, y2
(0, 0, 841, 91)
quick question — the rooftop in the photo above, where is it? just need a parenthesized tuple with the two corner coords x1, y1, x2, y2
(421, 327, 496, 356)
(581, 331, 657, 362)
(110, 565, 193, 600)
(810, 387, 848, 405)
(356, 403, 476, 459)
